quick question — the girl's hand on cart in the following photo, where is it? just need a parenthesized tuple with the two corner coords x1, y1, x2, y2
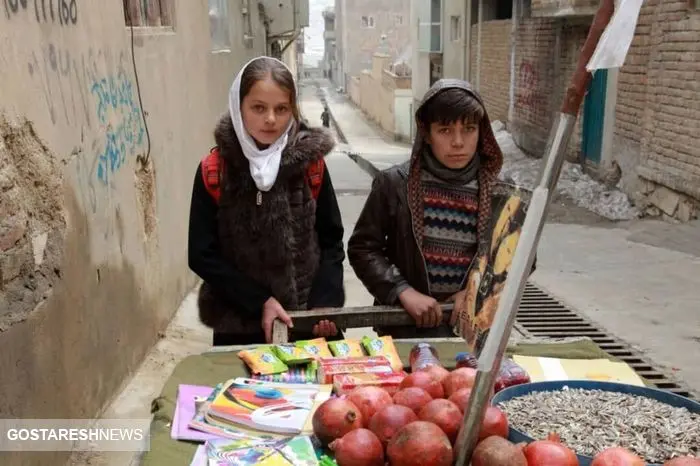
(262, 297, 294, 342)
(399, 287, 442, 328)
(312, 319, 338, 338)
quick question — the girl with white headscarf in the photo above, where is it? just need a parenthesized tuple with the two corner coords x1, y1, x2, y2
(188, 57, 345, 344)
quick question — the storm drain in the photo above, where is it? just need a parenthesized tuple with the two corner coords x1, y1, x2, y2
(518, 283, 695, 400)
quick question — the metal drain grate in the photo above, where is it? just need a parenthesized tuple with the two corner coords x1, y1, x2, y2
(517, 283, 695, 400)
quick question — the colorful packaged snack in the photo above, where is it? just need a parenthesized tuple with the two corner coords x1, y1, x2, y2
(238, 346, 288, 375)
(273, 345, 315, 365)
(295, 338, 333, 359)
(317, 356, 393, 384)
(328, 339, 365, 358)
(361, 336, 404, 372)
(332, 372, 407, 395)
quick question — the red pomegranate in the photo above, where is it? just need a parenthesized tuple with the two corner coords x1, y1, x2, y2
(312, 398, 364, 445)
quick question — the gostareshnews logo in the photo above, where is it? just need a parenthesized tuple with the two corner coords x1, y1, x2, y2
(0, 419, 151, 452)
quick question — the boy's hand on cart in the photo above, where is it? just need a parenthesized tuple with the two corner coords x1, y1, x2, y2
(312, 319, 338, 338)
(399, 288, 442, 328)
(262, 297, 294, 343)
(447, 290, 467, 326)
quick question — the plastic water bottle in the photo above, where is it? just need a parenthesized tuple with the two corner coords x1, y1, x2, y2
(409, 343, 442, 372)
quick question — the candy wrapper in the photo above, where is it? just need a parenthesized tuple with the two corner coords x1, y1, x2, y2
(317, 356, 393, 384)
(494, 358, 530, 392)
(274, 345, 315, 365)
(238, 347, 288, 375)
(332, 372, 407, 395)
(328, 339, 365, 358)
(295, 338, 333, 359)
(361, 336, 404, 372)
(253, 362, 318, 384)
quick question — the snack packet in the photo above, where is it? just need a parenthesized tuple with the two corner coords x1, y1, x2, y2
(253, 362, 318, 384)
(361, 336, 404, 372)
(274, 345, 315, 365)
(332, 372, 407, 395)
(295, 338, 333, 359)
(238, 346, 288, 375)
(328, 339, 365, 357)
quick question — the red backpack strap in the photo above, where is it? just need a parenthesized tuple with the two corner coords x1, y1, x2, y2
(201, 147, 223, 204)
(306, 158, 325, 201)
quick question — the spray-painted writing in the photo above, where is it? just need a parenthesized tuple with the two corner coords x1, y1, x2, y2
(90, 70, 145, 185)
(516, 61, 539, 109)
(3, 0, 78, 25)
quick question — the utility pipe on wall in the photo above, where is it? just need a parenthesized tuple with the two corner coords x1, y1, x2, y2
(476, 0, 482, 90)
(463, 0, 472, 80)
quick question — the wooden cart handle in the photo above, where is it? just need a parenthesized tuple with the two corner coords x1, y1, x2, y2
(272, 304, 455, 344)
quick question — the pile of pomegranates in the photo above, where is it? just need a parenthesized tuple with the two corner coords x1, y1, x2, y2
(311, 365, 699, 465)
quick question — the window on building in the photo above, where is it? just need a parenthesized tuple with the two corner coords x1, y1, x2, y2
(450, 15, 461, 41)
(123, 0, 174, 27)
(362, 15, 375, 28)
(395, 14, 404, 26)
(208, 0, 231, 51)
(418, 0, 442, 53)
(495, 0, 513, 19)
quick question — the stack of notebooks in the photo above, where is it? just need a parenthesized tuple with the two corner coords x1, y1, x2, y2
(170, 378, 333, 465)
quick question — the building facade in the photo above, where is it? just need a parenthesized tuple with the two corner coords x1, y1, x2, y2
(412, 0, 700, 222)
(0, 1, 305, 465)
(322, 8, 337, 80)
(333, 0, 412, 91)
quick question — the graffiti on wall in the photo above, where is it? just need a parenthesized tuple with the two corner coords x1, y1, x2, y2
(22, 43, 146, 187)
(89, 69, 145, 185)
(3, 0, 77, 25)
(515, 61, 539, 109)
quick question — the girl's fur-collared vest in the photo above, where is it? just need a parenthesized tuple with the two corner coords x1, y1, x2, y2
(198, 115, 335, 333)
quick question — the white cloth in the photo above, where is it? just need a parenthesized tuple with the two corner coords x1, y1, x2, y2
(228, 56, 295, 192)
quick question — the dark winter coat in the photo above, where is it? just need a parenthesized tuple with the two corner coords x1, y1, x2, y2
(188, 115, 345, 335)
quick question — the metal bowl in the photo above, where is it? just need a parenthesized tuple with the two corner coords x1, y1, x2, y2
(491, 380, 700, 466)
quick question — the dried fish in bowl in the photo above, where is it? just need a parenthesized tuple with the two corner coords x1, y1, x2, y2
(499, 388, 700, 464)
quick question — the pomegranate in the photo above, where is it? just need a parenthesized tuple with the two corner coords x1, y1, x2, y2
(471, 435, 528, 466)
(419, 365, 451, 384)
(418, 399, 463, 443)
(665, 457, 700, 466)
(591, 447, 645, 466)
(386, 421, 453, 466)
(479, 406, 509, 440)
(348, 386, 393, 427)
(329, 428, 384, 466)
(443, 367, 477, 397)
(523, 438, 579, 466)
(400, 371, 445, 399)
(448, 388, 472, 413)
(312, 398, 364, 445)
(393, 387, 433, 413)
(368, 404, 418, 447)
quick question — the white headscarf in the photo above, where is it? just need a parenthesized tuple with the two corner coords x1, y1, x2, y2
(229, 56, 296, 192)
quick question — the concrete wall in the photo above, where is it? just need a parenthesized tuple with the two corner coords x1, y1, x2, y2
(0, 1, 265, 464)
(613, 0, 700, 221)
(394, 89, 414, 141)
(354, 53, 412, 138)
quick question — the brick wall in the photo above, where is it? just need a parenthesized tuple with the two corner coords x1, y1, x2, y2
(509, 17, 589, 160)
(470, 20, 512, 123)
(509, 18, 558, 156)
(615, 0, 700, 220)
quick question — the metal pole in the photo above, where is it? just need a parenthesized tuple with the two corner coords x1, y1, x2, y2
(453, 0, 616, 464)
